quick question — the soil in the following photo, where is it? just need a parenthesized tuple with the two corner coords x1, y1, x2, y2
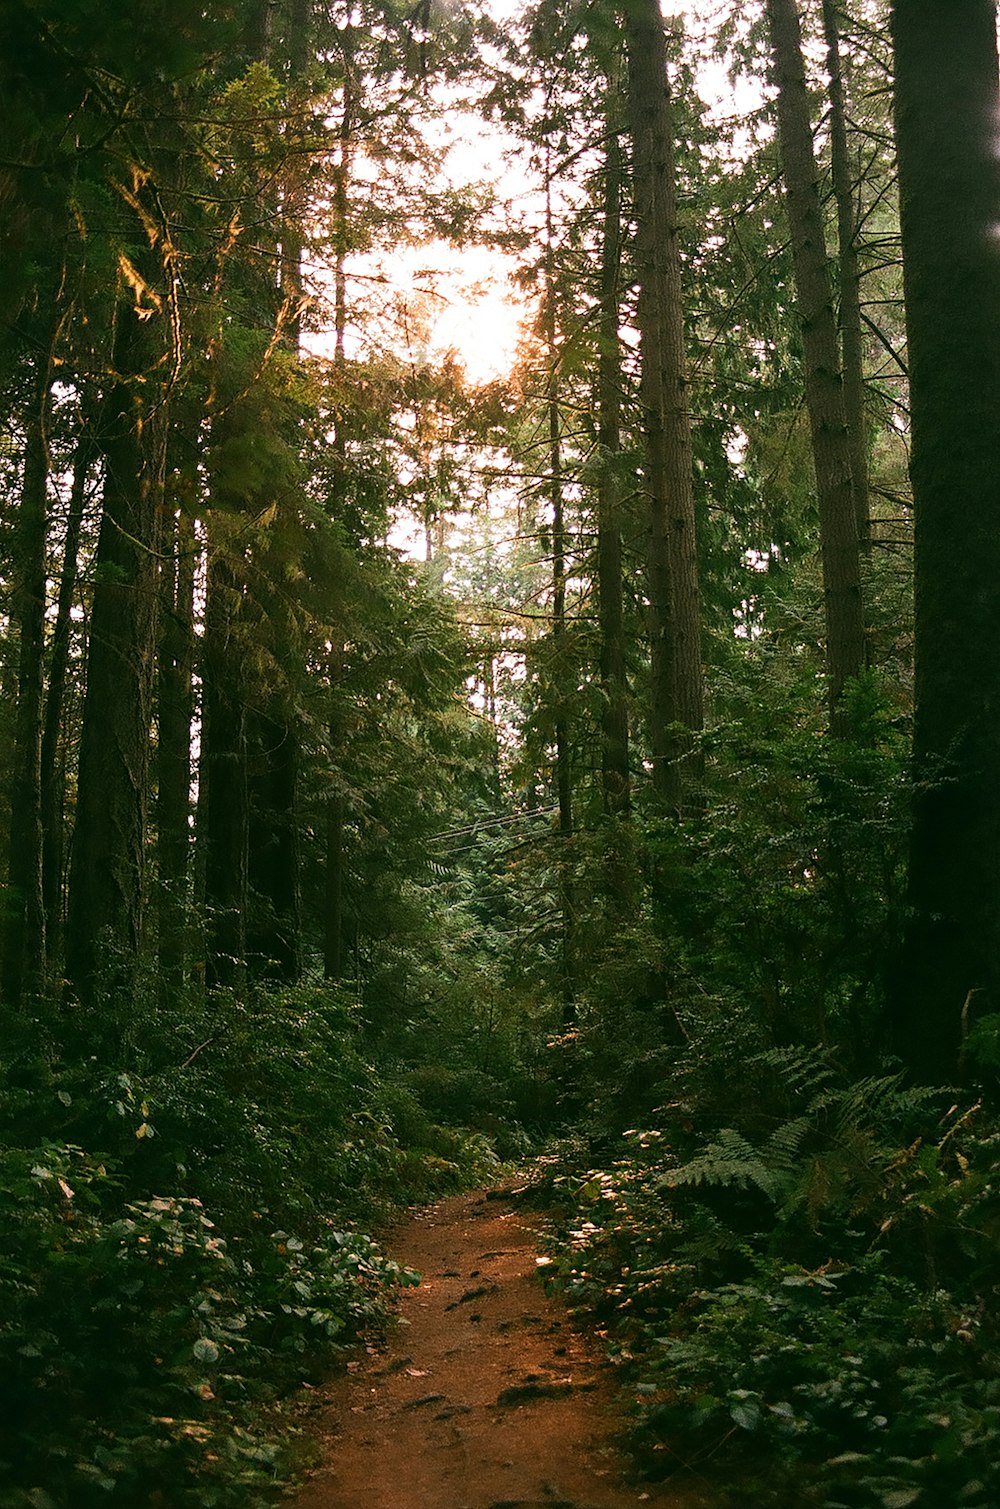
(288, 1189, 717, 1509)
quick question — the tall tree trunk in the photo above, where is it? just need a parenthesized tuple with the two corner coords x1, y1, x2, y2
(3, 370, 50, 1004)
(41, 415, 94, 955)
(765, 0, 866, 731)
(597, 85, 630, 821)
(65, 304, 164, 1007)
(201, 546, 248, 991)
(324, 770, 345, 981)
(543, 157, 574, 1024)
(624, 0, 704, 813)
(243, 0, 309, 985)
(323, 48, 354, 985)
(247, 708, 301, 982)
(821, 0, 871, 545)
(157, 504, 196, 1003)
(891, 0, 1000, 1078)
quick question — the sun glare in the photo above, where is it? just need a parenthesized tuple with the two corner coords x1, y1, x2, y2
(405, 244, 530, 386)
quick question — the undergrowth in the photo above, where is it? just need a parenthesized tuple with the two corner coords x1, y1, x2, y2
(535, 1042, 1000, 1508)
(0, 980, 511, 1508)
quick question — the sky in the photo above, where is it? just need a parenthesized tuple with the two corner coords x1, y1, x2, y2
(308, 0, 764, 388)
(375, 0, 764, 384)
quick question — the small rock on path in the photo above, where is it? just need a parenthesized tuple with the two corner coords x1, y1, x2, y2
(288, 1190, 715, 1509)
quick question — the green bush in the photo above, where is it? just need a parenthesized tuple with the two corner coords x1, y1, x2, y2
(534, 1088, 1000, 1508)
(0, 1136, 419, 1508)
(0, 981, 462, 1508)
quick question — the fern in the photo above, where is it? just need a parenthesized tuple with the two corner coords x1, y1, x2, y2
(833, 1073, 938, 1145)
(663, 1127, 782, 1199)
(749, 1044, 838, 1099)
(658, 1069, 940, 1230)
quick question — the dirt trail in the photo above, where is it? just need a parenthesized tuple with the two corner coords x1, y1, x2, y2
(289, 1190, 714, 1509)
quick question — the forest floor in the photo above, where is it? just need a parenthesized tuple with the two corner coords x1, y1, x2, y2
(286, 1188, 718, 1509)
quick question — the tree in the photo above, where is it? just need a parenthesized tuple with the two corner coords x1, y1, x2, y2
(764, 0, 866, 734)
(821, 0, 871, 546)
(2, 361, 50, 1004)
(891, 0, 1000, 1079)
(623, 0, 704, 813)
(596, 74, 631, 821)
(156, 498, 196, 1003)
(64, 290, 165, 1006)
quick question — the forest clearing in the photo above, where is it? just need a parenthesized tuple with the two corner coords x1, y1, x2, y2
(2, 0, 1000, 1506)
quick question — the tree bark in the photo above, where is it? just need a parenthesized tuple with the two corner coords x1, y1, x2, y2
(821, 0, 871, 545)
(40, 414, 94, 955)
(242, 0, 310, 985)
(891, 0, 1000, 1078)
(247, 707, 301, 982)
(323, 60, 354, 986)
(324, 777, 345, 981)
(542, 158, 574, 1024)
(596, 85, 630, 821)
(765, 0, 866, 732)
(3, 371, 50, 1004)
(64, 304, 164, 1007)
(624, 0, 704, 813)
(157, 504, 196, 1003)
(201, 546, 248, 991)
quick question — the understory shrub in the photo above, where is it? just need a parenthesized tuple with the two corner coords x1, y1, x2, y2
(535, 1060, 1000, 1508)
(0, 1142, 419, 1506)
(0, 981, 468, 1508)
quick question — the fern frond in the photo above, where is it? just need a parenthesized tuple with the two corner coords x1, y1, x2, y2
(834, 1073, 937, 1141)
(663, 1127, 778, 1198)
(748, 1044, 837, 1101)
(763, 1112, 812, 1171)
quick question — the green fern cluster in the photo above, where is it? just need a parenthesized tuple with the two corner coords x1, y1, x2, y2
(660, 1050, 938, 1234)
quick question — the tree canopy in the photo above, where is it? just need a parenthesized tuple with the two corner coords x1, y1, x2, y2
(2, 1, 999, 1504)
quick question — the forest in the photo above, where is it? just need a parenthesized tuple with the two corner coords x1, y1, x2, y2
(1, 0, 999, 1504)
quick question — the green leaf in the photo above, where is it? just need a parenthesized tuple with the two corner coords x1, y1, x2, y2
(193, 1337, 220, 1365)
(729, 1392, 762, 1430)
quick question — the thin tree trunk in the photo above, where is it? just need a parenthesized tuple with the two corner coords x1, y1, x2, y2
(765, 0, 865, 731)
(324, 779, 344, 981)
(247, 708, 301, 982)
(40, 415, 94, 954)
(243, 0, 309, 985)
(201, 547, 248, 990)
(157, 504, 196, 1003)
(3, 371, 50, 1004)
(821, 0, 871, 545)
(891, 0, 1000, 1078)
(624, 0, 704, 813)
(543, 158, 574, 1024)
(323, 49, 354, 985)
(597, 85, 630, 820)
(546, 320, 572, 848)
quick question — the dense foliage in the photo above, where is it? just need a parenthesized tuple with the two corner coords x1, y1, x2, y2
(2, 0, 998, 1504)
(0, 982, 516, 1507)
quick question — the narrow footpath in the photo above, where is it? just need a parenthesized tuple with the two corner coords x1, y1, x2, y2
(289, 1190, 716, 1509)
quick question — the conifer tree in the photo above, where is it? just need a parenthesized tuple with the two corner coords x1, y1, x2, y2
(623, 0, 704, 813)
(764, 0, 866, 733)
(892, 0, 1000, 1077)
